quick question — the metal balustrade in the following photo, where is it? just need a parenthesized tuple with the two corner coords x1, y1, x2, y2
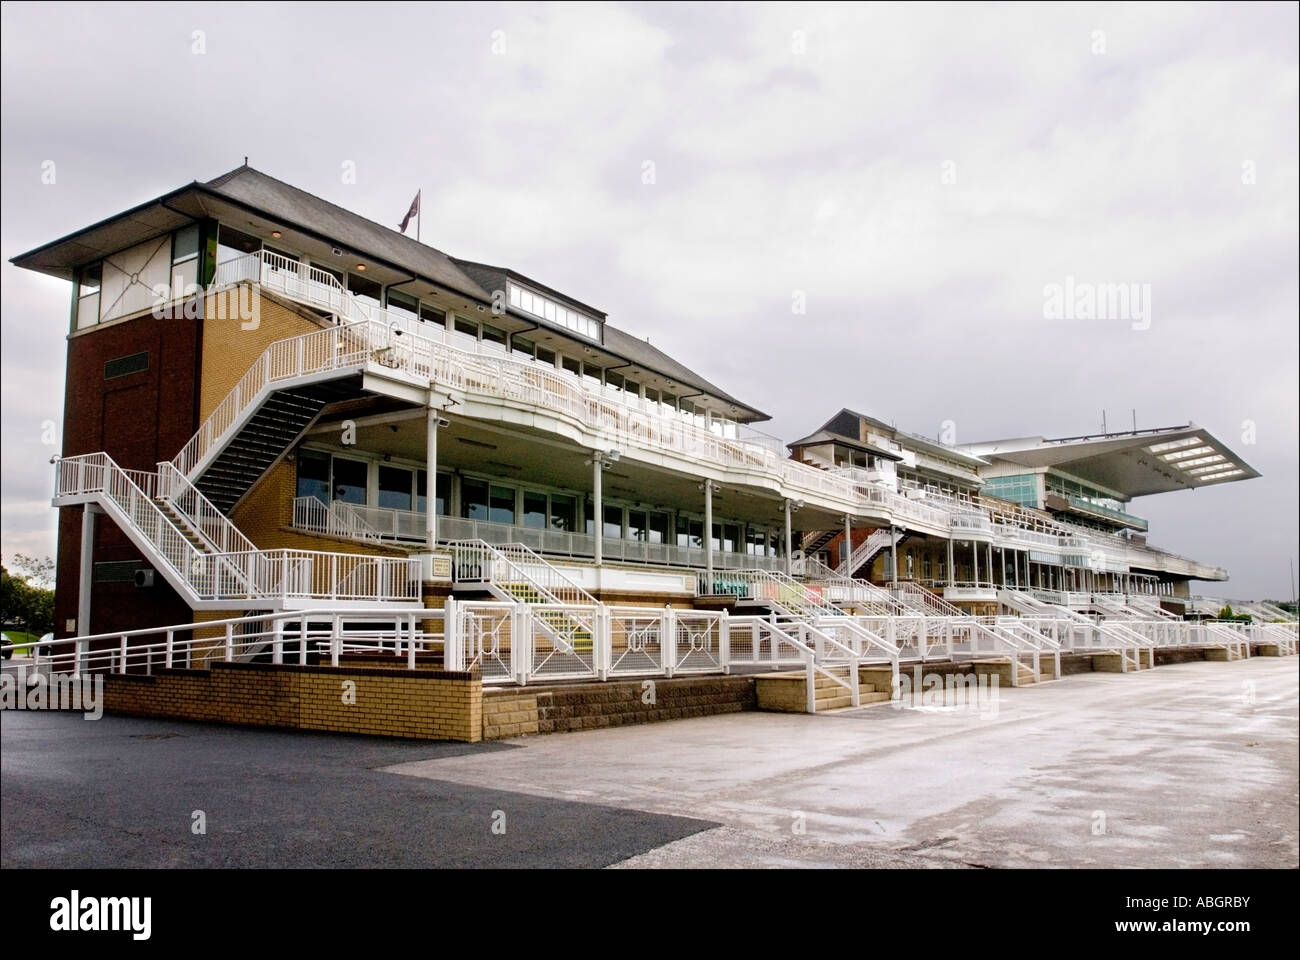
(54, 453, 420, 606)
(3, 608, 433, 676)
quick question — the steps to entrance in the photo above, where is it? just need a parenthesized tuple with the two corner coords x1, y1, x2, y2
(755, 671, 891, 713)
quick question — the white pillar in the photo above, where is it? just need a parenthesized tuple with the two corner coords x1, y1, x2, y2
(704, 481, 714, 587)
(78, 505, 99, 636)
(890, 526, 899, 585)
(593, 455, 604, 566)
(843, 513, 852, 575)
(784, 499, 794, 576)
(425, 407, 439, 552)
(972, 539, 979, 585)
(947, 537, 955, 587)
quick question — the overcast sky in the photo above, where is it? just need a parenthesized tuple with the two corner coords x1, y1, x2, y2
(1, 1, 1296, 599)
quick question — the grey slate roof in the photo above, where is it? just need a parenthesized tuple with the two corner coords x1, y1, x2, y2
(202, 166, 490, 303)
(11, 164, 766, 420)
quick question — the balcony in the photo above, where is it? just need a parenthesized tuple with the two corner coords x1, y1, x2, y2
(291, 498, 787, 573)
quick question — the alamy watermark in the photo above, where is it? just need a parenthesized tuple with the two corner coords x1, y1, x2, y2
(1043, 276, 1151, 330)
(0, 665, 103, 719)
(892, 670, 999, 719)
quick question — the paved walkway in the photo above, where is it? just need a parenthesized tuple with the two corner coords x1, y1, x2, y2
(387, 658, 1300, 868)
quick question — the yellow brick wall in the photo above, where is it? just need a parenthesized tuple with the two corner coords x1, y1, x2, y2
(482, 692, 539, 739)
(102, 663, 482, 741)
(200, 287, 326, 421)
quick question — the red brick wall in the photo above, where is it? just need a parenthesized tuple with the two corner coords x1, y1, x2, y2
(54, 312, 203, 640)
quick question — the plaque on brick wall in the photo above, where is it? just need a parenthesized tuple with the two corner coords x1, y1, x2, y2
(426, 554, 452, 581)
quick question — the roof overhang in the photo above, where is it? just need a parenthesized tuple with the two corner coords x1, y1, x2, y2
(787, 429, 903, 462)
(963, 424, 1261, 497)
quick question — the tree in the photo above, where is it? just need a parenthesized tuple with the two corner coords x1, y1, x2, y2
(0, 558, 56, 636)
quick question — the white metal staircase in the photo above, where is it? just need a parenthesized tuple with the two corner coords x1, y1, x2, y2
(837, 528, 895, 577)
(53, 452, 419, 609)
(448, 539, 599, 657)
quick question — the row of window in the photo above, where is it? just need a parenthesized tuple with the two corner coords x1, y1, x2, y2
(296, 449, 783, 555)
(508, 281, 601, 340)
(1045, 474, 1126, 514)
(980, 473, 1040, 507)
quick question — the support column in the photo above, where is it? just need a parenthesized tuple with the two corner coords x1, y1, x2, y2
(592, 455, 604, 566)
(972, 539, 979, 586)
(703, 480, 716, 587)
(843, 514, 852, 575)
(784, 499, 795, 576)
(890, 526, 899, 585)
(425, 406, 441, 552)
(78, 504, 100, 636)
(947, 537, 955, 587)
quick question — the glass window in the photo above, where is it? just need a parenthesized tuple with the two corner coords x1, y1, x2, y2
(648, 512, 670, 545)
(550, 494, 576, 532)
(454, 317, 478, 339)
(377, 465, 412, 511)
(416, 470, 449, 516)
(489, 485, 515, 525)
(481, 323, 507, 348)
(461, 478, 489, 521)
(627, 509, 647, 541)
(331, 457, 367, 505)
(420, 303, 446, 325)
(347, 272, 382, 304)
(603, 505, 623, 539)
(385, 289, 418, 319)
(216, 225, 260, 264)
(583, 364, 602, 387)
(561, 355, 580, 376)
(537, 346, 556, 367)
(624, 379, 640, 398)
(296, 449, 330, 504)
(77, 263, 102, 329)
(677, 516, 703, 549)
(172, 224, 199, 264)
(523, 491, 547, 529)
(747, 528, 767, 556)
(512, 335, 535, 360)
(606, 371, 625, 393)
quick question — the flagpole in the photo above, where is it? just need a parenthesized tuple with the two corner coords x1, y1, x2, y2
(417, 190, 421, 243)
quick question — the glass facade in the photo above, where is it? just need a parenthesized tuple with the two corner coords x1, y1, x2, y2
(982, 473, 1039, 507)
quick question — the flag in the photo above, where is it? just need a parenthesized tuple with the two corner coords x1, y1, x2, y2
(399, 190, 421, 233)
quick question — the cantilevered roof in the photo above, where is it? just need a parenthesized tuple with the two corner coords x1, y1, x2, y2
(962, 424, 1261, 496)
(11, 165, 491, 304)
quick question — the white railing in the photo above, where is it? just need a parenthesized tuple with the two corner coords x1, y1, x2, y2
(170, 319, 374, 478)
(157, 462, 256, 554)
(447, 539, 597, 607)
(718, 568, 842, 619)
(794, 556, 908, 615)
(837, 528, 893, 576)
(187, 249, 1232, 588)
(54, 453, 420, 605)
(893, 581, 965, 617)
(6, 608, 434, 676)
(289, 500, 786, 572)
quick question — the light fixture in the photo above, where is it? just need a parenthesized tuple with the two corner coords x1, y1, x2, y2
(271, 231, 282, 239)
(355, 264, 366, 271)
(332, 247, 343, 256)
